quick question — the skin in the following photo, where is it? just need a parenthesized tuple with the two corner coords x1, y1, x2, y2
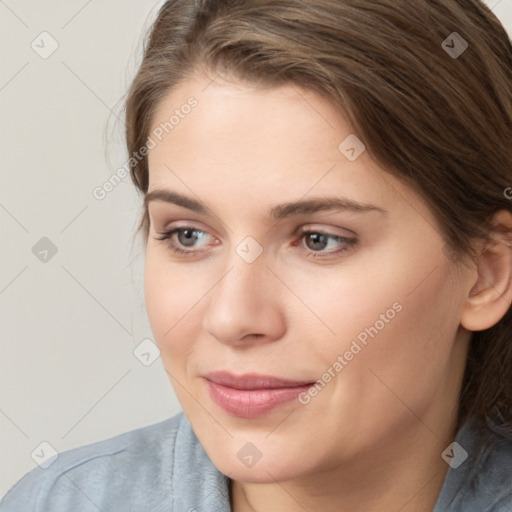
(144, 71, 512, 512)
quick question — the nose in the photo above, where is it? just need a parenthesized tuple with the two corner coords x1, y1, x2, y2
(202, 246, 286, 346)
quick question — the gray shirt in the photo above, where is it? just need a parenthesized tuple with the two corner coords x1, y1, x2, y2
(1, 411, 511, 511)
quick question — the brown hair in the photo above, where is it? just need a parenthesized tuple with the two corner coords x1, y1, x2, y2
(124, 0, 512, 438)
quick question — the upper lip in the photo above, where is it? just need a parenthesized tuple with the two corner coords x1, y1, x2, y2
(204, 371, 315, 390)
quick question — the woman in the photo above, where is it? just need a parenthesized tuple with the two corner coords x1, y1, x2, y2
(1, 0, 511, 510)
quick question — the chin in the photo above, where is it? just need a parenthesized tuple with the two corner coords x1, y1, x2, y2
(221, 460, 301, 484)
(208, 442, 311, 484)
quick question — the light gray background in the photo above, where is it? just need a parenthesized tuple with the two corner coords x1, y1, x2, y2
(1, 0, 511, 498)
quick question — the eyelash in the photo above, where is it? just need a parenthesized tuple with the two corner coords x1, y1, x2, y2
(154, 227, 357, 260)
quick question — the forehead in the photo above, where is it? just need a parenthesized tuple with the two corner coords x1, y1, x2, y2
(145, 75, 436, 229)
(148, 73, 351, 149)
(148, 76, 356, 184)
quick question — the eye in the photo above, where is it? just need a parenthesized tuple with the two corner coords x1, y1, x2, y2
(154, 227, 214, 256)
(295, 229, 357, 259)
(153, 226, 357, 259)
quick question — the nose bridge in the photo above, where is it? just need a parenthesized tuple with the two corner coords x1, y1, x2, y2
(202, 238, 283, 343)
(214, 240, 269, 308)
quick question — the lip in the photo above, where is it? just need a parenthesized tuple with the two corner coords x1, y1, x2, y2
(204, 371, 315, 418)
(204, 371, 315, 389)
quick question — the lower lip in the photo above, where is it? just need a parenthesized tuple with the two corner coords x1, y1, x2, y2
(206, 380, 313, 418)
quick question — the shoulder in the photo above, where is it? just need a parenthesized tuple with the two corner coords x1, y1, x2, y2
(434, 419, 512, 512)
(475, 425, 512, 511)
(0, 412, 186, 511)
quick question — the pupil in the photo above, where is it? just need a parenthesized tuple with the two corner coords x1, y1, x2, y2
(180, 229, 198, 247)
(308, 233, 327, 251)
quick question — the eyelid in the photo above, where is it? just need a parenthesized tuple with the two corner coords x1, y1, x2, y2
(155, 222, 358, 261)
(156, 219, 217, 237)
(295, 223, 357, 238)
(148, 207, 228, 239)
(155, 221, 355, 242)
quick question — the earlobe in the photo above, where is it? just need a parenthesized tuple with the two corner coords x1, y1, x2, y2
(460, 210, 512, 332)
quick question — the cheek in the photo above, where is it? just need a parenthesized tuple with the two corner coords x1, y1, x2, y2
(298, 247, 459, 391)
(143, 253, 206, 358)
(304, 241, 454, 348)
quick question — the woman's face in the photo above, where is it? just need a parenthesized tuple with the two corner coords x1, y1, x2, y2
(144, 73, 473, 483)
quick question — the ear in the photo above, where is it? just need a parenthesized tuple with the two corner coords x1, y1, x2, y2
(460, 210, 512, 332)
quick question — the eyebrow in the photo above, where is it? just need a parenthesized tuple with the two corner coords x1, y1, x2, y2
(144, 189, 387, 220)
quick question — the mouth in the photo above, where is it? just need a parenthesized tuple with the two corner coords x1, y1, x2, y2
(203, 371, 316, 418)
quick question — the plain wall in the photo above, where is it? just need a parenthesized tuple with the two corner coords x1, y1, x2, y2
(1, 0, 511, 498)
